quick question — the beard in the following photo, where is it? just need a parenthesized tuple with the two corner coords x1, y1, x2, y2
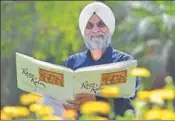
(84, 32, 112, 51)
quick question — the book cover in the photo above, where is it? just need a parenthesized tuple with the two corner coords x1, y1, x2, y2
(16, 52, 137, 101)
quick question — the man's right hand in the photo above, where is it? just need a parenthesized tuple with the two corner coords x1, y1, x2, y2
(63, 93, 96, 110)
(63, 100, 80, 110)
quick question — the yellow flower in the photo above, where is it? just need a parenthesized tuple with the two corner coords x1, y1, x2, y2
(15, 106, 30, 117)
(130, 68, 150, 77)
(2, 106, 30, 118)
(80, 101, 111, 115)
(36, 105, 53, 116)
(62, 109, 78, 119)
(159, 88, 175, 100)
(160, 109, 175, 120)
(20, 93, 43, 105)
(29, 104, 42, 112)
(149, 88, 175, 100)
(149, 94, 164, 105)
(101, 86, 120, 98)
(3, 106, 19, 118)
(144, 108, 161, 120)
(1, 110, 12, 120)
(29, 104, 53, 116)
(42, 115, 62, 120)
(137, 91, 150, 101)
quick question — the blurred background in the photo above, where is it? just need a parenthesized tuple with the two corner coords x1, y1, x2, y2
(1, 1, 175, 108)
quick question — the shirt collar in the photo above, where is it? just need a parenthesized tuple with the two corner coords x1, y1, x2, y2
(86, 45, 113, 62)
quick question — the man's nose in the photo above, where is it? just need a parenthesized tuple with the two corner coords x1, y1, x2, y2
(91, 25, 100, 33)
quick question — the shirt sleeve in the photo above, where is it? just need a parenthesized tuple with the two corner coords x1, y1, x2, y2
(63, 55, 75, 69)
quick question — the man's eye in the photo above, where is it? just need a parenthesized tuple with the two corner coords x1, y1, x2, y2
(98, 21, 106, 27)
(86, 22, 93, 29)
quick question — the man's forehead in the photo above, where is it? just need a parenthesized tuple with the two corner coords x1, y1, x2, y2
(88, 13, 103, 23)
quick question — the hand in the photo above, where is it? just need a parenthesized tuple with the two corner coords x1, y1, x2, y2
(74, 93, 96, 105)
(63, 93, 96, 110)
(63, 100, 80, 110)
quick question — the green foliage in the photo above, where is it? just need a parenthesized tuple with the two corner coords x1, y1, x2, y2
(1, 1, 36, 58)
(1, 1, 91, 63)
(131, 8, 154, 17)
(154, 1, 175, 15)
(33, 1, 91, 63)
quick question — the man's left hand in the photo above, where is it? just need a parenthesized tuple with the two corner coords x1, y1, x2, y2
(64, 93, 96, 110)
(74, 93, 96, 104)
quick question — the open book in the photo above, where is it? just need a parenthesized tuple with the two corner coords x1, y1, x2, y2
(16, 52, 137, 101)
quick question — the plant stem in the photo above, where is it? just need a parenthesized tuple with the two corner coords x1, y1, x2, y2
(108, 98, 115, 119)
(167, 100, 173, 110)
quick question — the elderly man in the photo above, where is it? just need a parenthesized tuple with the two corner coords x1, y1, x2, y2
(42, 1, 140, 119)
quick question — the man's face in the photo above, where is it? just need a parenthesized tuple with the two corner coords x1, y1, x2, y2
(83, 14, 111, 51)
(84, 14, 109, 38)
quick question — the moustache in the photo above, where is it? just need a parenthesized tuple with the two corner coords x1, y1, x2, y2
(88, 32, 106, 41)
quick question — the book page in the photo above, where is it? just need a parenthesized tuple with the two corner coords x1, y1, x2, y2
(16, 53, 74, 101)
(73, 60, 137, 98)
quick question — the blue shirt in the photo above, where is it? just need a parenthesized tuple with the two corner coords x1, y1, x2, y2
(64, 45, 140, 117)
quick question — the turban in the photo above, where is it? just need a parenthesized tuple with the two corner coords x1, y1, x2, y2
(79, 2, 116, 37)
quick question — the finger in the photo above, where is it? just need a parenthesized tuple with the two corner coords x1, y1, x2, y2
(63, 104, 76, 109)
(79, 97, 94, 104)
(75, 92, 91, 97)
(66, 100, 76, 104)
(66, 100, 81, 105)
(66, 100, 81, 107)
(66, 100, 74, 102)
(74, 95, 81, 100)
(74, 94, 93, 101)
(63, 104, 79, 110)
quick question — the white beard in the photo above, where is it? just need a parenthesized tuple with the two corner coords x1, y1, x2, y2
(84, 32, 112, 51)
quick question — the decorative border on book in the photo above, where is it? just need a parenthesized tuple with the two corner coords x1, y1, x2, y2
(101, 70, 127, 85)
(39, 68, 64, 87)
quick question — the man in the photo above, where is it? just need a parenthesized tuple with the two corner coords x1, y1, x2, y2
(42, 1, 140, 118)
